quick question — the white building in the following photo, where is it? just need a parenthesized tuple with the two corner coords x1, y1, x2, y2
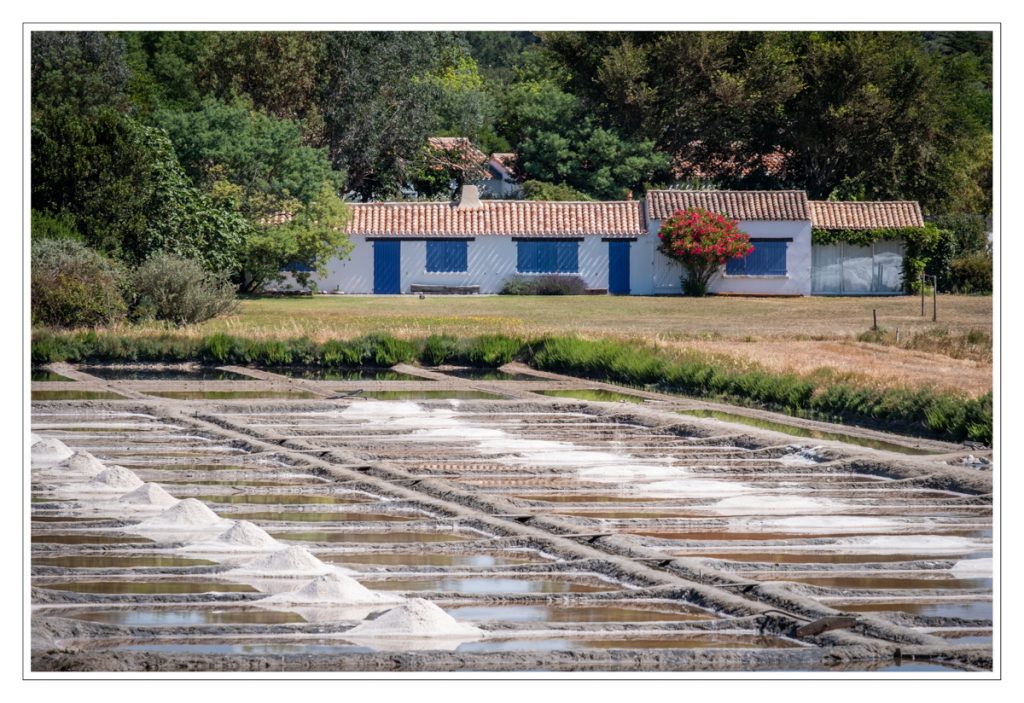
(287, 185, 922, 297)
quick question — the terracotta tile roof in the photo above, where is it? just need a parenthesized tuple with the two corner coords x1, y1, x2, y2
(646, 190, 809, 221)
(809, 201, 924, 229)
(345, 200, 645, 238)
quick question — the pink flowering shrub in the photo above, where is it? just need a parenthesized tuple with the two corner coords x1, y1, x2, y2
(656, 207, 753, 296)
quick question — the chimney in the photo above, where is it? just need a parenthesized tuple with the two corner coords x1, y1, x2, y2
(627, 190, 633, 201)
(455, 184, 482, 209)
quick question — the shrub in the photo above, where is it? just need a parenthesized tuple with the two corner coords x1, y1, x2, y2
(500, 275, 587, 295)
(422, 334, 458, 365)
(31, 239, 127, 328)
(949, 251, 993, 294)
(129, 253, 237, 325)
(656, 207, 752, 296)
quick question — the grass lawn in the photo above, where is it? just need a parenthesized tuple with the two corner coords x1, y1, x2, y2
(74, 294, 995, 396)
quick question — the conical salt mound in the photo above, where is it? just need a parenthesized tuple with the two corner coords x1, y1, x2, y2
(57, 451, 106, 478)
(119, 482, 179, 508)
(31, 436, 74, 462)
(262, 571, 400, 605)
(346, 598, 484, 638)
(214, 520, 280, 549)
(85, 466, 144, 492)
(234, 546, 332, 575)
(137, 498, 229, 529)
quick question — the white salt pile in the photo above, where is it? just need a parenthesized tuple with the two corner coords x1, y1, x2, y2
(633, 478, 755, 498)
(260, 572, 403, 606)
(31, 436, 74, 463)
(55, 451, 106, 478)
(345, 598, 484, 639)
(230, 546, 338, 576)
(951, 557, 993, 575)
(182, 520, 282, 552)
(135, 498, 231, 530)
(119, 482, 180, 508)
(81, 466, 145, 493)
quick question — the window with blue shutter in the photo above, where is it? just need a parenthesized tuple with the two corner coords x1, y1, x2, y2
(425, 240, 468, 272)
(725, 240, 788, 276)
(516, 240, 579, 273)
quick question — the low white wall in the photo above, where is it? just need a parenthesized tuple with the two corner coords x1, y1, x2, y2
(637, 219, 813, 296)
(304, 236, 618, 294)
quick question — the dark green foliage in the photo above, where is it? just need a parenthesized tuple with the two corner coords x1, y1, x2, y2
(457, 335, 524, 367)
(931, 213, 989, 254)
(128, 253, 238, 325)
(32, 209, 83, 242)
(319, 32, 461, 200)
(31, 32, 131, 116)
(31, 239, 127, 328)
(498, 78, 670, 199)
(499, 275, 587, 295)
(949, 252, 993, 294)
(152, 98, 341, 220)
(538, 31, 991, 213)
(521, 180, 592, 201)
(422, 335, 459, 365)
(32, 108, 251, 274)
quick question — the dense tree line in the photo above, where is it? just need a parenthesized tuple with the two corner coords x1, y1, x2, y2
(31, 30, 992, 291)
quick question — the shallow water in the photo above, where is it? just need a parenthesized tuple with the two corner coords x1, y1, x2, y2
(32, 391, 126, 401)
(321, 553, 545, 568)
(272, 530, 473, 544)
(446, 604, 712, 623)
(837, 601, 993, 620)
(676, 410, 941, 455)
(363, 576, 618, 594)
(227, 511, 415, 523)
(534, 389, 646, 404)
(193, 493, 374, 505)
(755, 575, 992, 590)
(38, 580, 258, 594)
(260, 367, 422, 381)
(33, 555, 218, 568)
(78, 366, 249, 381)
(67, 608, 305, 626)
(31, 369, 75, 382)
(31, 534, 155, 545)
(144, 390, 321, 400)
(441, 368, 541, 381)
(358, 390, 504, 400)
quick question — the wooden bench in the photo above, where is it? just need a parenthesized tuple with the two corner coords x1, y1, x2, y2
(410, 284, 480, 295)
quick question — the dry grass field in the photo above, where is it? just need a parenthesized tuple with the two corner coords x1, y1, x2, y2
(117, 294, 993, 396)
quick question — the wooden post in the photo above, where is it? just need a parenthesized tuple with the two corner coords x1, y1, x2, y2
(895, 328, 900, 343)
(872, 309, 877, 331)
(921, 272, 925, 316)
(932, 275, 938, 322)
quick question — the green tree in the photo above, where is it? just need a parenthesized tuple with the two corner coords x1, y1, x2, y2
(153, 98, 342, 221)
(31, 31, 131, 116)
(240, 184, 353, 292)
(32, 106, 250, 275)
(319, 32, 463, 200)
(498, 79, 670, 199)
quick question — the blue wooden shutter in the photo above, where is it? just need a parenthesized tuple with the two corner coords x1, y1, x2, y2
(555, 241, 578, 273)
(728, 240, 788, 276)
(427, 240, 467, 272)
(517, 241, 535, 272)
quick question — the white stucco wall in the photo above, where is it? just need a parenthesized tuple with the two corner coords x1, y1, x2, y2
(302, 236, 626, 294)
(635, 219, 813, 296)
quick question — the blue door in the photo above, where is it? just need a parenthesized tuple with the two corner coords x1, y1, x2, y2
(608, 240, 630, 294)
(373, 240, 401, 294)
